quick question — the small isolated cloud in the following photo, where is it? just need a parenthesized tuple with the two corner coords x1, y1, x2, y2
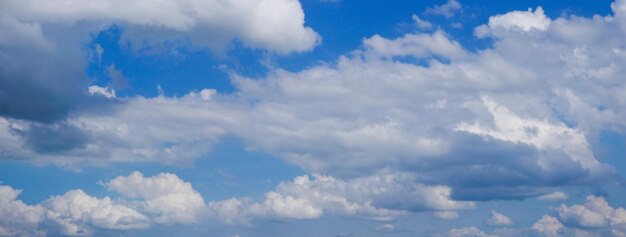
(412, 15, 433, 30)
(362, 30, 468, 60)
(88, 85, 116, 99)
(425, 0, 462, 18)
(475, 7, 551, 38)
(487, 210, 512, 226)
(537, 191, 569, 201)
(434, 211, 460, 220)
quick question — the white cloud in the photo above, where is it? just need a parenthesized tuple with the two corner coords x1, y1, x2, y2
(0, 185, 45, 237)
(438, 226, 496, 237)
(425, 0, 462, 18)
(208, 173, 474, 225)
(363, 30, 468, 60)
(43, 189, 149, 235)
(557, 196, 626, 228)
(2, 1, 626, 208)
(455, 96, 609, 176)
(412, 15, 433, 30)
(487, 210, 512, 226)
(106, 171, 206, 224)
(0, 0, 320, 54)
(538, 191, 570, 201)
(434, 211, 460, 220)
(88, 85, 116, 99)
(475, 7, 551, 38)
(0, 172, 208, 236)
(533, 215, 565, 237)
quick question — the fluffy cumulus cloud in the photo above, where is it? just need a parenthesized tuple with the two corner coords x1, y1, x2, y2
(0, 185, 44, 237)
(528, 196, 626, 237)
(43, 190, 149, 235)
(208, 173, 474, 225)
(0, 172, 206, 236)
(106, 171, 206, 224)
(557, 196, 626, 229)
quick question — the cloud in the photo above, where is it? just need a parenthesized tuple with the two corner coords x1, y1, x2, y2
(425, 0, 462, 18)
(208, 173, 474, 225)
(1, 0, 626, 205)
(43, 189, 149, 235)
(412, 15, 433, 30)
(0, 0, 319, 125)
(0, 0, 320, 54)
(538, 191, 569, 201)
(88, 85, 116, 99)
(437, 226, 496, 237)
(475, 7, 551, 38)
(0, 185, 45, 237)
(362, 30, 468, 60)
(533, 215, 565, 237)
(434, 211, 460, 220)
(557, 196, 626, 228)
(487, 210, 513, 226)
(0, 171, 207, 236)
(106, 171, 206, 224)
(454, 96, 608, 176)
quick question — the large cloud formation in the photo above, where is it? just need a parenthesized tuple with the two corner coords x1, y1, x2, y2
(2, 0, 626, 234)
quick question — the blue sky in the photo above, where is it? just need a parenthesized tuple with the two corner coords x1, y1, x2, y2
(1, 0, 626, 236)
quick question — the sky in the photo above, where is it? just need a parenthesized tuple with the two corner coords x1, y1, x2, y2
(2, 0, 626, 236)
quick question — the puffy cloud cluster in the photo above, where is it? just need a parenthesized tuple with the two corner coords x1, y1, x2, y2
(43, 190, 149, 235)
(529, 196, 626, 237)
(0, 171, 205, 236)
(0, 185, 44, 237)
(208, 173, 474, 225)
(106, 171, 206, 224)
(557, 196, 626, 229)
